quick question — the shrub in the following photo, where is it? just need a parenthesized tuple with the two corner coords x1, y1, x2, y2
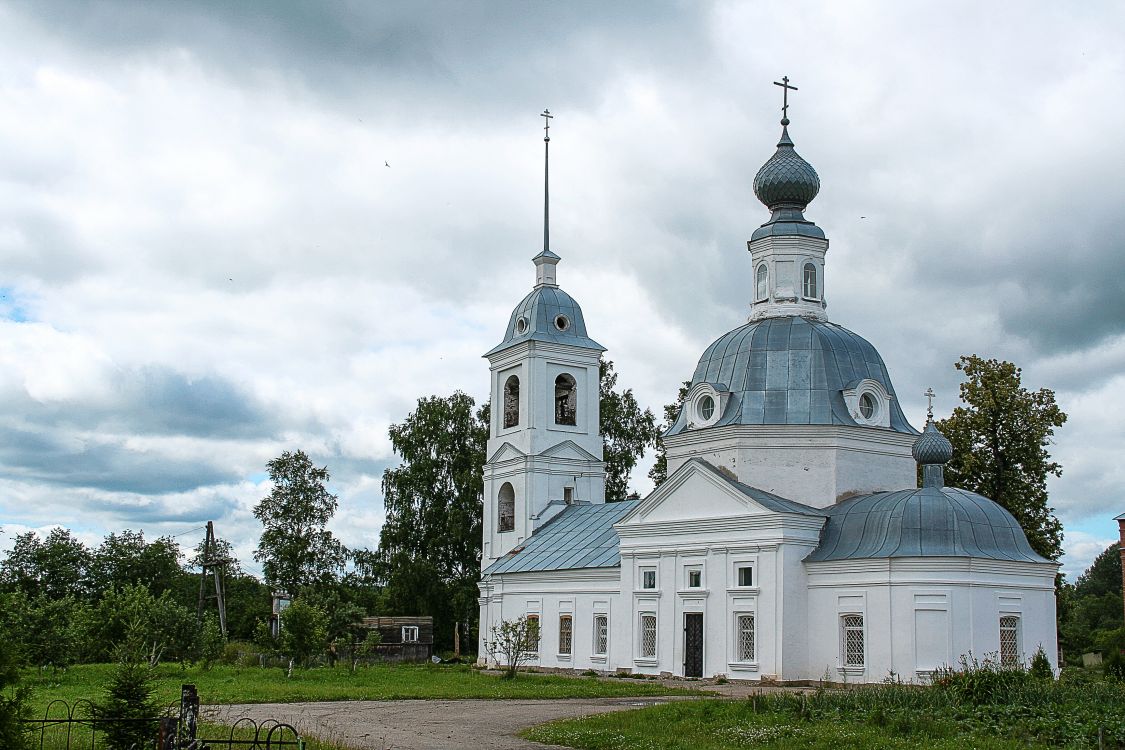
(0, 618, 30, 750)
(1105, 649, 1125, 681)
(1028, 646, 1054, 680)
(95, 628, 160, 750)
(221, 640, 260, 666)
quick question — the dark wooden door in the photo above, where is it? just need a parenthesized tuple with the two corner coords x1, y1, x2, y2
(684, 613, 704, 677)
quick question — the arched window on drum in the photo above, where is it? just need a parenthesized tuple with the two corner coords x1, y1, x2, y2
(802, 262, 819, 300)
(755, 264, 769, 302)
(502, 375, 520, 429)
(554, 374, 577, 426)
(497, 482, 515, 532)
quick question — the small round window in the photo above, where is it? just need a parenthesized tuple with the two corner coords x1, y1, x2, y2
(859, 392, 877, 420)
(698, 395, 715, 421)
(554, 314, 570, 331)
(515, 317, 529, 334)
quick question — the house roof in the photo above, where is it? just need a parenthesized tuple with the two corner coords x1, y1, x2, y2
(483, 500, 635, 575)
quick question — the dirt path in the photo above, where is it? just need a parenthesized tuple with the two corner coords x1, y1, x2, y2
(207, 697, 678, 750)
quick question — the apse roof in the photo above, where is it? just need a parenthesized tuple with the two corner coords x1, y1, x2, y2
(483, 500, 635, 575)
(667, 316, 916, 436)
(804, 486, 1051, 563)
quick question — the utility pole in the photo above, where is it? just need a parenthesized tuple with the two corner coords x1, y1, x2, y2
(196, 521, 228, 638)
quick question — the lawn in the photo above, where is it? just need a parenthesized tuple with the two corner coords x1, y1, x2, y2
(22, 661, 693, 715)
(524, 671, 1125, 750)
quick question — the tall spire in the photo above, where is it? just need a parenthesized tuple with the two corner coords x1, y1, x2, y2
(533, 109, 560, 288)
(541, 108, 553, 254)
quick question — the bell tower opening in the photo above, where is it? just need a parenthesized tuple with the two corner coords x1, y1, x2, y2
(554, 373, 577, 425)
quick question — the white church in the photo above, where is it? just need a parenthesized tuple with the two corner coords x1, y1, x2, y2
(476, 94, 1058, 683)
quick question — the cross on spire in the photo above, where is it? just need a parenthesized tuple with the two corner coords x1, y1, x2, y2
(541, 109, 553, 253)
(924, 387, 936, 421)
(773, 76, 798, 123)
(541, 108, 552, 142)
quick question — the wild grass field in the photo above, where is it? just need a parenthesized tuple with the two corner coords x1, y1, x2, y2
(524, 667, 1125, 750)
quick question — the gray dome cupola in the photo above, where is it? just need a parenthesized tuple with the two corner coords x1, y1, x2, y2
(752, 122, 821, 220)
(913, 392, 954, 488)
(485, 253, 605, 356)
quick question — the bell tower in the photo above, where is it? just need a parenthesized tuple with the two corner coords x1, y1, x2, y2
(480, 112, 606, 570)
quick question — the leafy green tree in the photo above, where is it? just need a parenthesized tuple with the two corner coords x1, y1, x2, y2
(937, 355, 1067, 560)
(1, 528, 92, 600)
(277, 599, 329, 671)
(90, 530, 186, 599)
(75, 584, 197, 665)
(1074, 543, 1122, 599)
(599, 361, 659, 501)
(1059, 543, 1124, 658)
(378, 393, 487, 649)
(0, 608, 29, 750)
(648, 380, 692, 487)
(6, 593, 83, 668)
(253, 450, 347, 595)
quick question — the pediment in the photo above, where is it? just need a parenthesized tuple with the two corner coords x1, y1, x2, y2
(487, 442, 527, 463)
(539, 440, 600, 462)
(618, 460, 777, 526)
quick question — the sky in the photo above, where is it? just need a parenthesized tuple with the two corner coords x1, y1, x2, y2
(0, 0, 1122, 581)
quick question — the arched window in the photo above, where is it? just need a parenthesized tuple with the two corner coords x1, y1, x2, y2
(554, 373, 577, 425)
(755, 264, 768, 302)
(802, 262, 818, 300)
(502, 375, 520, 429)
(497, 482, 515, 532)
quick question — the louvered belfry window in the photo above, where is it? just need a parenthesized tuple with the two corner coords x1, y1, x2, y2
(999, 616, 1019, 667)
(842, 614, 864, 667)
(737, 614, 756, 662)
(640, 615, 657, 658)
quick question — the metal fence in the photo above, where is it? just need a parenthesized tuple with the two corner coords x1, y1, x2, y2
(21, 685, 304, 750)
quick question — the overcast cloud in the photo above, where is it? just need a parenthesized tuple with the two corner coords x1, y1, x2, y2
(1, 1, 1122, 580)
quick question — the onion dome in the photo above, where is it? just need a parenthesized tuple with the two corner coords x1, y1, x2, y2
(913, 419, 954, 465)
(753, 120, 821, 212)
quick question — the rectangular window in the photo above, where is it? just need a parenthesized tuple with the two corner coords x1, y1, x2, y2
(524, 615, 540, 653)
(842, 614, 864, 667)
(640, 614, 657, 658)
(642, 569, 656, 589)
(563, 487, 574, 504)
(687, 569, 702, 588)
(737, 566, 753, 587)
(593, 614, 608, 655)
(737, 614, 756, 662)
(999, 615, 1019, 667)
(558, 615, 573, 655)
(401, 626, 419, 643)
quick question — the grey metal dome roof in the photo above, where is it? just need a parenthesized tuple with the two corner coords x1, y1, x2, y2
(666, 316, 916, 436)
(804, 486, 1050, 563)
(913, 420, 954, 465)
(485, 285, 605, 356)
(753, 124, 820, 212)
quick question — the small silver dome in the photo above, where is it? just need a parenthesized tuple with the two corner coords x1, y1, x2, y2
(912, 420, 954, 465)
(752, 124, 820, 211)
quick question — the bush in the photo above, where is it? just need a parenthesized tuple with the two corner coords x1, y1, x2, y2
(95, 629, 160, 750)
(1028, 646, 1054, 680)
(0, 619, 30, 750)
(1105, 650, 1125, 681)
(221, 640, 260, 666)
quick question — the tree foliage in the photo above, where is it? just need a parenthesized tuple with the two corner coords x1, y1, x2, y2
(277, 599, 329, 670)
(1059, 543, 1123, 658)
(90, 530, 183, 599)
(96, 630, 159, 750)
(648, 380, 692, 487)
(1, 528, 92, 600)
(484, 615, 540, 679)
(937, 355, 1067, 560)
(377, 392, 487, 649)
(599, 361, 659, 501)
(254, 450, 347, 594)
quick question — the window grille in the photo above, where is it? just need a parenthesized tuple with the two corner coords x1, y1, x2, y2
(755, 264, 768, 301)
(497, 483, 515, 532)
(401, 626, 419, 643)
(640, 615, 657, 658)
(803, 263, 818, 299)
(524, 615, 540, 653)
(558, 615, 572, 655)
(737, 614, 755, 662)
(594, 615, 608, 655)
(554, 374, 577, 425)
(503, 375, 520, 428)
(737, 566, 753, 587)
(842, 614, 864, 667)
(999, 616, 1019, 667)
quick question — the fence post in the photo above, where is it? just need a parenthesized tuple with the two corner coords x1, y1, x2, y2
(179, 684, 200, 746)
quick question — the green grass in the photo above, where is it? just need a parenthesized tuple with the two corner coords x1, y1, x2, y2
(22, 662, 693, 715)
(524, 673, 1125, 750)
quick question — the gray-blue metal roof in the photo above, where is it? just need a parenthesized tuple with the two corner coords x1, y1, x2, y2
(667, 316, 917, 436)
(483, 500, 635, 575)
(804, 486, 1050, 563)
(485, 285, 605, 357)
